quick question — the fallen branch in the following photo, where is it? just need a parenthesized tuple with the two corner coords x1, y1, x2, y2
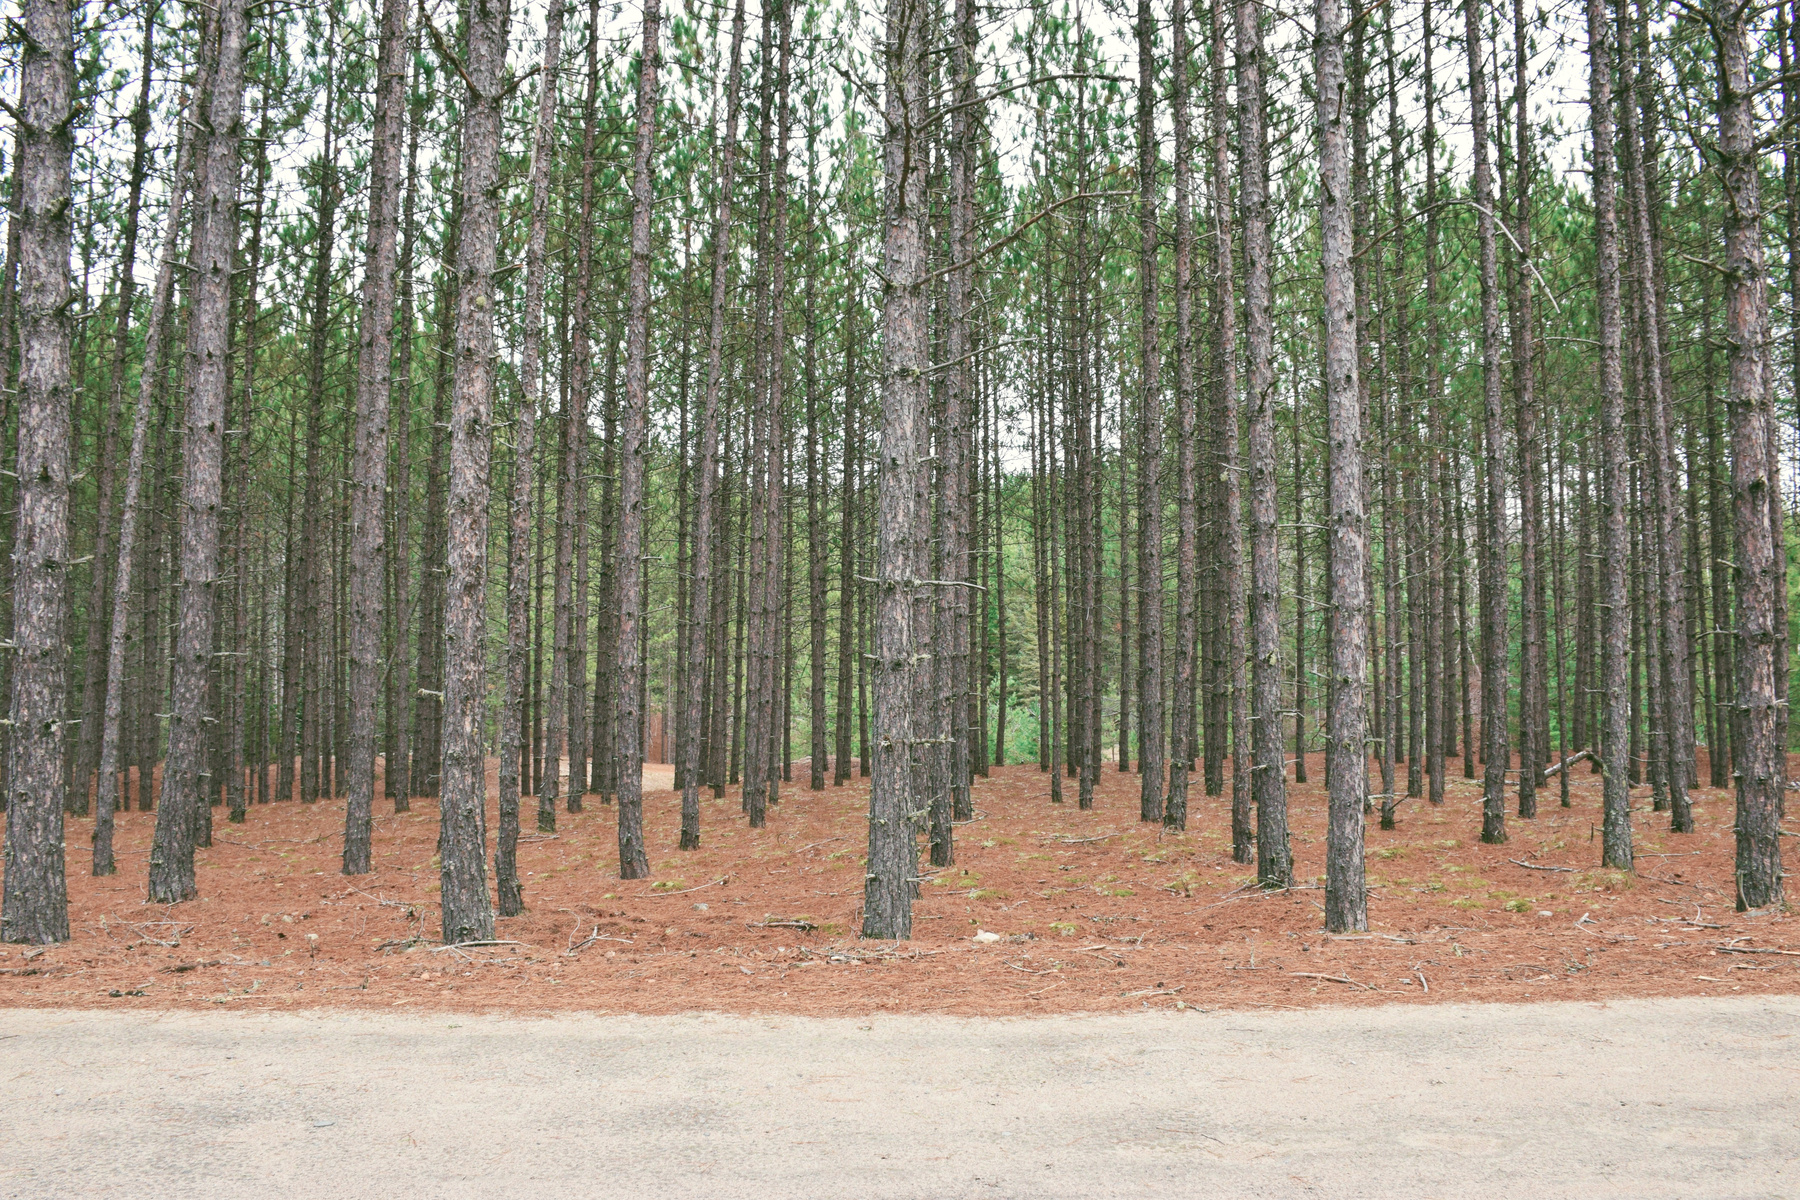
(1198, 884, 1322, 910)
(638, 875, 730, 898)
(1510, 858, 1574, 873)
(429, 940, 526, 953)
(750, 919, 818, 931)
(1716, 944, 1800, 957)
(161, 959, 222, 974)
(1290, 971, 1370, 990)
(1044, 830, 1125, 845)
(1121, 985, 1184, 997)
(347, 886, 413, 911)
(1541, 749, 1599, 779)
(563, 928, 634, 956)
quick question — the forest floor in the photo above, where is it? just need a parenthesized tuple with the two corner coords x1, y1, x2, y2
(2, 752, 1797, 1016)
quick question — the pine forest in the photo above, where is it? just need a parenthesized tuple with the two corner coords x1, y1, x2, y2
(0, 0, 1795, 953)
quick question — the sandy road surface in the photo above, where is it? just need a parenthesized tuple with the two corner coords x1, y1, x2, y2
(3, 996, 1795, 1199)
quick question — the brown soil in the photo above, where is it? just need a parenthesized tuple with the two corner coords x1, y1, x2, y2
(3, 754, 1795, 1015)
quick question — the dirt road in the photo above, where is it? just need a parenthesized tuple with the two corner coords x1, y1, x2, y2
(3, 996, 1794, 1198)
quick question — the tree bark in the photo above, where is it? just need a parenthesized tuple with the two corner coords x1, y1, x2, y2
(864, 0, 929, 940)
(76, 3, 158, 818)
(1, 0, 75, 941)
(1212, 0, 1248, 854)
(1238, 0, 1288, 884)
(679, 0, 747, 843)
(1588, 0, 1633, 872)
(1711, 0, 1784, 908)
(1166, 0, 1197, 833)
(437, 0, 512, 944)
(1467, 0, 1509, 847)
(495, 0, 565, 916)
(147, 0, 249, 904)
(614, 0, 661, 881)
(342, 0, 411, 874)
(1135, 0, 1164, 824)
(1510, 0, 1543, 822)
(1316, 0, 1368, 932)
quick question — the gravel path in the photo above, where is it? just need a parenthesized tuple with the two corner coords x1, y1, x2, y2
(3, 996, 1795, 1198)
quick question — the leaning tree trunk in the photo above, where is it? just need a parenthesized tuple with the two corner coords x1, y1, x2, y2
(437, 0, 512, 944)
(0, 0, 74, 943)
(342, 0, 411, 875)
(1317, 0, 1368, 933)
(496, 0, 565, 916)
(147, 0, 250, 905)
(1239, 0, 1289, 886)
(1467, 0, 1509, 847)
(678, 0, 746, 848)
(613, 0, 661, 882)
(1713, 0, 1784, 909)
(863, 0, 930, 940)
(1588, 0, 1633, 872)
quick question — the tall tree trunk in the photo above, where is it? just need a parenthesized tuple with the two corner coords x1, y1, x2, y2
(298, 29, 340, 808)
(496, 0, 565, 916)
(1166, 0, 1197, 833)
(437, 0, 512, 944)
(1616, 0, 1691, 833)
(1510, 0, 1543, 822)
(1422, 0, 1446, 805)
(1316, 0, 1368, 932)
(1, 0, 75, 941)
(227, 69, 272, 825)
(147, 0, 249, 904)
(1467, 0, 1509, 847)
(804, 196, 828, 793)
(343, 0, 411, 875)
(388, 35, 425, 813)
(834, 282, 859, 787)
(1588, 0, 1633, 872)
(1712, 0, 1783, 908)
(1212, 0, 1248, 853)
(943, 0, 978, 828)
(76, 3, 157, 817)
(1238, 0, 1287, 883)
(614, 0, 661, 881)
(864, 0, 929, 939)
(565, 0, 602, 811)
(680, 0, 747, 843)
(1135, 0, 1164, 824)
